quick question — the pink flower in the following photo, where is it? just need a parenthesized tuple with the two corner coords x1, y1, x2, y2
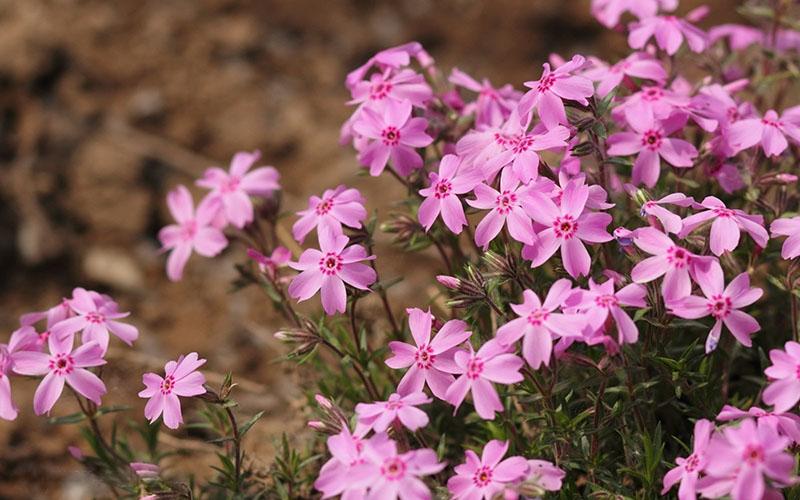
(518, 460, 566, 494)
(247, 246, 291, 280)
(585, 52, 667, 98)
(669, 261, 762, 352)
(50, 287, 139, 354)
(445, 339, 524, 420)
(355, 391, 431, 433)
(718, 405, 800, 444)
(447, 440, 529, 499)
(727, 110, 800, 157)
(679, 196, 768, 256)
(353, 100, 433, 176)
(607, 113, 698, 187)
(345, 42, 433, 90)
(13, 332, 106, 415)
(288, 226, 377, 315)
(763, 341, 800, 414)
(699, 419, 795, 499)
(19, 298, 73, 345)
(418, 154, 482, 234)
(708, 24, 765, 50)
(628, 14, 707, 56)
(292, 185, 367, 243)
(771, 216, 800, 260)
(571, 278, 648, 345)
(138, 352, 207, 429)
(467, 168, 537, 249)
(522, 179, 613, 278)
(130, 462, 160, 479)
(449, 68, 522, 128)
(591, 0, 677, 28)
(196, 151, 280, 228)
(158, 185, 228, 282)
(518, 55, 594, 129)
(348, 69, 432, 108)
(630, 227, 712, 303)
(386, 308, 471, 400)
(496, 280, 586, 369)
(0, 327, 39, 420)
(640, 192, 694, 234)
(315, 424, 370, 498)
(661, 419, 713, 500)
(486, 123, 571, 183)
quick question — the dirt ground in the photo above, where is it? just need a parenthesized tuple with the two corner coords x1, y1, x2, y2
(0, 0, 735, 497)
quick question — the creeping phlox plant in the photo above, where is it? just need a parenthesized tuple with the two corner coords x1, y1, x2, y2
(6, 0, 800, 498)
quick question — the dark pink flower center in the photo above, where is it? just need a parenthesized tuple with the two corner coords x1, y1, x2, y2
(381, 126, 401, 146)
(512, 134, 535, 154)
(667, 246, 690, 268)
(493, 132, 514, 147)
(708, 295, 732, 319)
(221, 176, 241, 194)
(684, 453, 701, 472)
(180, 220, 198, 240)
(315, 198, 333, 215)
(473, 465, 494, 487)
(385, 400, 404, 411)
(318, 252, 343, 276)
(370, 81, 393, 100)
(160, 375, 175, 395)
(466, 356, 484, 380)
(742, 444, 764, 465)
(527, 308, 550, 326)
(434, 179, 453, 199)
(538, 74, 556, 93)
(381, 457, 407, 480)
(712, 207, 734, 218)
(762, 117, 783, 129)
(642, 86, 664, 102)
(414, 344, 436, 369)
(595, 294, 619, 308)
(86, 312, 105, 324)
(727, 107, 740, 122)
(49, 353, 75, 376)
(553, 215, 579, 239)
(480, 87, 499, 100)
(495, 190, 518, 215)
(641, 129, 663, 150)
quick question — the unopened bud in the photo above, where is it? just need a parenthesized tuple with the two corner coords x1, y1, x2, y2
(436, 275, 461, 289)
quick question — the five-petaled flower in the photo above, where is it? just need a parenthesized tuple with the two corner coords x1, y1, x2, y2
(292, 185, 367, 243)
(418, 154, 482, 234)
(447, 440, 530, 500)
(138, 352, 207, 429)
(51, 287, 139, 354)
(355, 391, 431, 433)
(679, 196, 768, 256)
(518, 55, 594, 129)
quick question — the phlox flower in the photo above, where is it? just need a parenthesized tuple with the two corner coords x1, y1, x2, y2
(292, 185, 367, 243)
(138, 352, 206, 429)
(708, 24, 765, 50)
(679, 196, 768, 256)
(345, 42, 433, 90)
(130, 462, 160, 479)
(0, 326, 39, 420)
(590, 0, 677, 28)
(386, 308, 471, 399)
(482, 121, 571, 183)
(20, 298, 73, 346)
(353, 100, 433, 176)
(315, 424, 370, 499)
(13, 332, 106, 415)
(50, 287, 139, 353)
(515, 460, 566, 496)
(668, 261, 762, 352)
(288, 226, 377, 315)
(449, 68, 522, 128)
(628, 14, 707, 56)
(638, 192, 694, 234)
(445, 339, 524, 420)
(496, 280, 586, 369)
(661, 419, 713, 500)
(247, 246, 291, 280)
(467, 168, 537, 249)
(196, 150, 280, 228)
(763, 341, 800, 414)
(727, 109, 800, 157)
(630, 227, 713, 303)
(552, 171, 614, 211)
(718, 405, 800, 444)
(607, 113, 698, 187)
(699, 419, 795, 499)
(418, 154, 482, 234)
(357, 433, 445, 500)
(613, 85, 691, 126)
(571, 277, 647, 345)
(348, 69, 432, 108)
(158, 185, 228, 282)
(584, 52, 667, 98)
(770, 216, 800, 259)
(355, 391, 431, 433)
(518, 55, 594, 129)
(447, 440, 529, 500)
(523, 179, 613, 278)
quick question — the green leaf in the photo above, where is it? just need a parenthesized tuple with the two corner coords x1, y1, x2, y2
(239, 411, 265, 438)
(48, 412, 86, 425)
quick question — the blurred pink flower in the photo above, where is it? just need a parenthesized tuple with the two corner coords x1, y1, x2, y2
(138, 352, 206, 429)
(771, 216, 800, 260)
(628, 14, 707, 55)
(679, 196, 768, 256)
(247, 246, 291, 280)
(727, 109, 800, 157)
(585, 52, 667, 98)
(348, 68, 432, 108)
(315, 424, 370, 498)
(717, 405, 800, 444)
(447, 440, 529, 499)
(518, 55, 594, 129)
(763, 341, 800, 414)
(0, 326, 40, 420)
(449, 68, 522, 128)
(292, 185, 367, 243)
(591, 0, 677, 28)
(419, 154, 482, 234)
(345, 42, 433, 90)
(355, 391, 431, 433)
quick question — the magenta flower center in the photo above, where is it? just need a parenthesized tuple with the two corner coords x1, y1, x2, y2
(385, 399, 404, 411)
(713, 207, 734, 218)
(742, 444, 764, 465)
(493, 132, 514, 147)
(761, 117, 783, 129)
(466, 356, 484, 379)
(553, 215, 579, 239)
(527, 308, 550, 326)
(414, 344, 436, 369)
(666, 246, 691, 268)
(180, 220, 198, 240)
(318, 252, 343, 276)
(512, 134, 535, 154)
(434, 179, 453, 199)
(642, 86, 664, 102)
(160, 375, 176, 395)
(86, 312, 106, 324)
(727, 107, 740, 122)
(380, 457, 407, 480)
(49, 353, 75, 376)
(221, 175, 241, 194)
(315, 198, 333, 215)
(479, 87, 498, 100)
(370, 81, 393, 100)
(641, 130, 663, 150)
(538, 74, 556, 93)
(707, 295, 732, 319)
(684, 453, 701, 472)
(473, 465, 494, 487)
(595, 294, 619, 308)
(381, 126, 401, 146)
(495, 190, 518, 215)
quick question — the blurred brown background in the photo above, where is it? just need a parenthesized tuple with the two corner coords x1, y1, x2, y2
(0, 0, 735, 497)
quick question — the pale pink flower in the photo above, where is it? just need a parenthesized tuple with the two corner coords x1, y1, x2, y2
(708, 24, 765, 50)
(771, 216, 800, 260)
(699, 419, 795, 499)
(518, 55, 594, 129)
(679, 196, 768, 256)
(418, 154, 482, 234)
(348, 68, 432, 108)
(196, 151, 280, 228)
(386, 308, 471, 400)
(158, 185, 228, 282)
(591, 0, 677, 28)
(640, 192, 694, 234)
(449, 68, 522, 128)
(13, 332, 106, 415)
(668, 261, 762, 352)
(445, 339, 524, 420)
(447, 440, 529, 500)
(288, 226, 377, 315)
(50, 287, 139, 354)
(467, 168, 537, 249)
(718, 405, 800, 444)
(522, 179, 613, 278)
(727, 109, 800, 157)
(584, 52, 667, 98)
(345, 42, 433, 90)
(353, 100, 433, 176)
(292, 185, 367, 243)
(355, 391, 431, 433)
(571, 278, 647, 345)
(357, 433, 445, 500)
(613, 85, 691, 126)
(19, 298, 73, 347)
(138, 352, 207, 429)
(661, 419, 713, 500)
(496, 280, 586, 369)
(247, 246, 291, 280)
(517, 459, 566, 495)
(315, 424, 370, 499)
(0, 326, 39, 420)
(607, 113, 698, 187)
(630, 227, 713, 303)
(628, 14, 707, 56)
(763, 341, 800, 414)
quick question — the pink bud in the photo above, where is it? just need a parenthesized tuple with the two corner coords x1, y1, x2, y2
(436, 275, 461, 289)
